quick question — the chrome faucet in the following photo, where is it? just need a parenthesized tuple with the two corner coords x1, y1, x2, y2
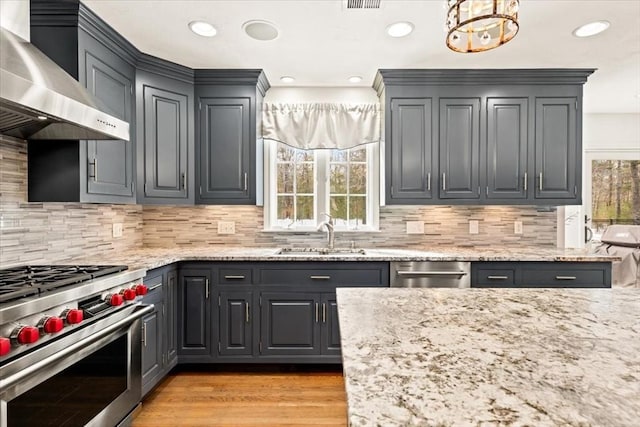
(317, 213, 335, 250)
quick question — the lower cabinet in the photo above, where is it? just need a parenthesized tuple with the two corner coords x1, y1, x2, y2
(141, 265, 178, 397)
(471, 262, 611, 288)
(177, 262, 390, 364)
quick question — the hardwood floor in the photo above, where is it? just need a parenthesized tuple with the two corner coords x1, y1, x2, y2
(132, 366, 348, 427)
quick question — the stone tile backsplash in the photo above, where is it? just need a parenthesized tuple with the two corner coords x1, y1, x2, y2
(1, 137, 556, 266)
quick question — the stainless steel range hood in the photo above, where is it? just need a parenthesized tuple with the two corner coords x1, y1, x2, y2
(0, 27, 129, 141)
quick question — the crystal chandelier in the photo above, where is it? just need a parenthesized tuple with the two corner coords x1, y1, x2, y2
(445, 0, 520, 53)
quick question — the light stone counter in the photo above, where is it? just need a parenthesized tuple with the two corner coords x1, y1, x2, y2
(337, 287, 640, 427)
(42, 246, 618, 272)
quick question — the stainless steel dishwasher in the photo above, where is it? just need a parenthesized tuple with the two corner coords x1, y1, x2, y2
(390, 261, 471, 288)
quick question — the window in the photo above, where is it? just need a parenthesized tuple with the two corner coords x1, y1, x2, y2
(265, 141, 379, 231)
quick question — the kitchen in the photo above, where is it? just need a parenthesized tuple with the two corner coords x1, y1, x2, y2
(0, 1, 640, 426)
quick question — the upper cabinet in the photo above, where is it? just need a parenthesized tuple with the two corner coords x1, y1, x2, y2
(29, 0, 137, 203)
(374, 69, 594, 206)
(195, 71, 269, 205)
(136, 55, 195, 204)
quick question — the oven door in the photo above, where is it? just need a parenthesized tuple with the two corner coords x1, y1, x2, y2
(1, 304, 154, 427)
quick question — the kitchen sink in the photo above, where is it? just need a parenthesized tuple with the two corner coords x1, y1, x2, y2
(276, 247, 366, 256)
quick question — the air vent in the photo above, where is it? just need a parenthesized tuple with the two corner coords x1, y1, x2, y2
(345, 0, 381, 9)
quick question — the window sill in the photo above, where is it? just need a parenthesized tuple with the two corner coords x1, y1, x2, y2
(262, 227, 380, 233)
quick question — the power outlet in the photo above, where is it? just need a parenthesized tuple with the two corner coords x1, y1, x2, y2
(217, 221, 236, 235)
(514, 221, 523, 235)
(469, 220, 479, 235)
(406, 221, 425, 234)
(112, 223, 123, 238)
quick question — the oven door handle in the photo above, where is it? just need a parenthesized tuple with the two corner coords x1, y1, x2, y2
(1, 304, 154, 391)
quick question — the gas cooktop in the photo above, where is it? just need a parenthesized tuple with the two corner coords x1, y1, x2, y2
(0, 265, 128, 304)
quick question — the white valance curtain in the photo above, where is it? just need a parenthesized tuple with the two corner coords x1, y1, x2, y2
(262, 102, 381, 150)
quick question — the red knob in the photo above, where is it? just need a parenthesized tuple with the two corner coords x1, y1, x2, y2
(121, 288, 137, 301)
(64, 309, 84, 325)
(134, 284, 148, 296)
(41, 316, 64, 334)
(0, 337, 11, 356)
(107, 293, 124, 306)
(15, 326, 39, 345)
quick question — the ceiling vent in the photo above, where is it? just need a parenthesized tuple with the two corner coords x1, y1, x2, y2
(344, 0, 381, 9)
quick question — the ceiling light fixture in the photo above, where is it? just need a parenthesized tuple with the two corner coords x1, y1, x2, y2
(386, 22, 414, 38)
(37, 115, 47, 121)
(572, 20, 610, 38)
(280, 76, 295, 83)
(189, 21, 217, 37)
(243, 20, 279, 41)
(445, 0, 519, 53)
(348, 76, 363, 83)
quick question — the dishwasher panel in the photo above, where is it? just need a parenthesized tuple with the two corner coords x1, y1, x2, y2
(390, 261, 471, 288)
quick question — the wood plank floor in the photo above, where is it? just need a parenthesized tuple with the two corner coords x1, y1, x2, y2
(132, 366, 348, 427)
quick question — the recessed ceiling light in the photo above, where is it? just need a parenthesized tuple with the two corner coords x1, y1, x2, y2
(189, 21, 217, 37)
(348, 76, 363, 83)
(243, 20, 279, 41)
(572, 20, 610, 38)
(280, 76, 295, 83)
(386, 21, 414, 38)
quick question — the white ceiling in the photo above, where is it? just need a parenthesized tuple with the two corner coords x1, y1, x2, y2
(83, 0, 640, 114)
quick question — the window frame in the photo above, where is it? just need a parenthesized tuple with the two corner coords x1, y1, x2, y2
(263, 140, 380, 232)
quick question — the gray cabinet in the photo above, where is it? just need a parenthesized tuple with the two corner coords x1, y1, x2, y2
(136, 57, 195, 204)
(534, 97, 578, 200)
(218, 289, 253, 357)
(486, 98, 528, 200)
(375, 69, 594, 206)
(29, 1, 137, 203)
(471, 262, 611, 288)
(439, 98, 481, 199)
(320, 295, 341, 356)
(178, 269, 211, 358)
(194, 71, 269, 205)
(165, 270, 178, 366)
(388, 98, 434, 201)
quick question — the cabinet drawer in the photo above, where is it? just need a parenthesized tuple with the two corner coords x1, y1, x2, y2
(520, 265, 609, 288)
(217, 268, 252, 285)
(474, 269, 516, 287)
(258, 263, 387, 287)
(143, 273, 164, 298)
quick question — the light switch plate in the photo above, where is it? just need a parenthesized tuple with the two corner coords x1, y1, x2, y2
(406, 221, 425, 234)
(514, 221, 523, 235)
(112, 223, 123, 238)
(469, 220, 479, 234)
(218, 221, 236, 234)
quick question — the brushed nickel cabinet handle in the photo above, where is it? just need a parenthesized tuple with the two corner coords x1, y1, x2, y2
(142, 323, 147, 347)
(523, 172, 528, 192)
(322, 303, 326, 323)
(148, 283, 162, 291)
(442, 173, 446, 191)
(205, 279, 209, 299)
(310, 275, 331, 280)
(427, 172, 431, 191)
(539, 172, 543, 191)
(555, 276, 577, 280)
(315, 303, 319, 323)
(182, 172, 187, 191)
(243, 173, 248, 192)
(487, 275, 509, 280)
(245, 302, 250, 323)
(89, 159, 98, 180)
(224, 275, 246, 280)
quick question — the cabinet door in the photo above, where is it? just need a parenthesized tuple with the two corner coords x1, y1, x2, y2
(84, 51, 135, 200)
(218, 290, 253, 357)
(534, 98, 578, 199)
(142, 86, 188, 200)
(199, 97, 251, 202)
(487, 98, 528, 199)
(141, 285, 163, 395)
(178, 271, 211, 356)
(320, 294, 341, 356)
(389, 98, 434, 201)
(260, 292, 321, 356)
(165, 269, 178, 365)
(439, 98, 480, 199)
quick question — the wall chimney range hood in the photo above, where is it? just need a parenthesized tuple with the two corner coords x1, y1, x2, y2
(0, 28, 129, 141)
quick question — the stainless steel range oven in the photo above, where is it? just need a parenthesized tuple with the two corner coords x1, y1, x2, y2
(0, 266, 151, 427)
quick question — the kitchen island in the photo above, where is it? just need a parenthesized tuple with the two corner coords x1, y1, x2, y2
(337, 288, 640, 426)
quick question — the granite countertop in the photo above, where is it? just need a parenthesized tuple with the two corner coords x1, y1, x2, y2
(37, 246, 619, 272)
(337, 288, 640, 427)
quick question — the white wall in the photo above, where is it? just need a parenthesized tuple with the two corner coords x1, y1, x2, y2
(560, 113, 640, 249)
(0, 0, 30, 41)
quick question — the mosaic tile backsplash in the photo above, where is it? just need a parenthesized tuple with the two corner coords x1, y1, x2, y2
(1, 137, 556, 266)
